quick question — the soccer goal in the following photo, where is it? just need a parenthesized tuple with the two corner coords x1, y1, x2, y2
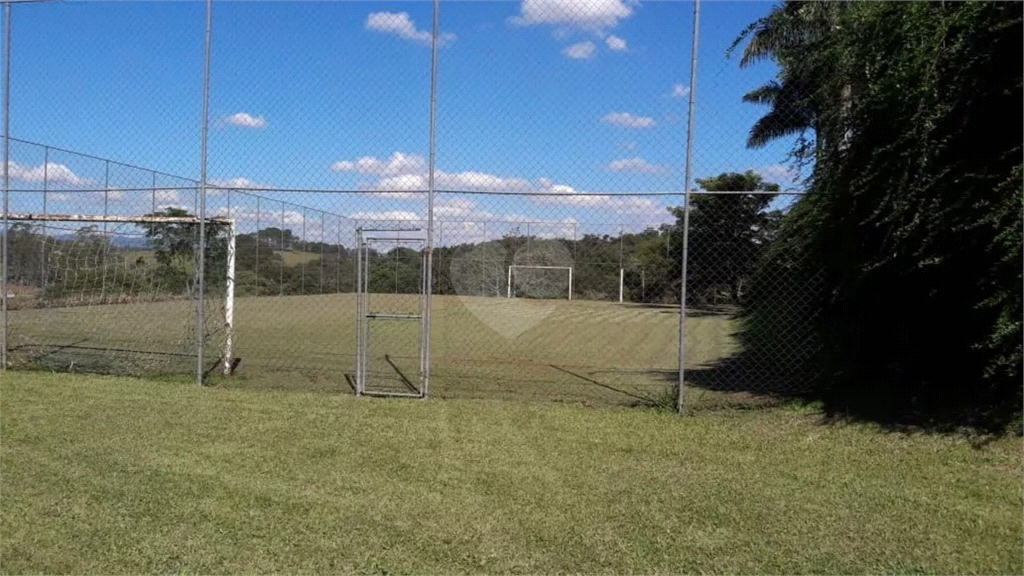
(2, 213, 236, 376)
(507, 265, 573, 300)
(354, 227, 428, 398)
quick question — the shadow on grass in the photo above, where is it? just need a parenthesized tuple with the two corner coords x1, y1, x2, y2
(675, 354, 1022, 442)
(621, 303, 740, 318)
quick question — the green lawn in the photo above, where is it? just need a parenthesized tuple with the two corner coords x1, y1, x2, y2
(1, 371, 1021, 574)
(8, 294, 745, 407)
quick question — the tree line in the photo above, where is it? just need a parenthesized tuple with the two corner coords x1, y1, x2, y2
(5, 181, 786, 309)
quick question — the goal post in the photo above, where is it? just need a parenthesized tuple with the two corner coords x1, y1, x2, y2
(2, 212, 236, 376)
(507, 265, 573, 300)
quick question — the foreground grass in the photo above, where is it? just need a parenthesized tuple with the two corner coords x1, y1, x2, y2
(1, 372, 1021, 575)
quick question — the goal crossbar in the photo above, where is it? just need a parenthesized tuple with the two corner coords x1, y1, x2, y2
(6, 212, 233, 225)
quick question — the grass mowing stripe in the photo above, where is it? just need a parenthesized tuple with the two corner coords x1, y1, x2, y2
(1, 371, 1021, 575)
(9, 294, 703, 405)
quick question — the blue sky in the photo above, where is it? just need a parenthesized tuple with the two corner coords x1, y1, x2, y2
(5, 0, 799, 240)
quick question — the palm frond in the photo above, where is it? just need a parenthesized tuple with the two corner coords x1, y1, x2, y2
(741, 82, 783, 105)
(747, 108, 812, 149)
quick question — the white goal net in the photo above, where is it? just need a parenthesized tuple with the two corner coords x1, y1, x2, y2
(507, 265, 573, 300)
(2, 213, 235, 376)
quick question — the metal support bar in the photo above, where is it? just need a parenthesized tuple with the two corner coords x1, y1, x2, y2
(255, 196, 260, 296)
(421, 0, 440, 399)
(0, 1, 9, 372)
(40, 148, 47, 291)
(196, 0, 213, 387)
(678, 0, 700, 413)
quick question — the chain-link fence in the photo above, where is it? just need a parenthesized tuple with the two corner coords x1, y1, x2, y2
(1, 0, 822, 410)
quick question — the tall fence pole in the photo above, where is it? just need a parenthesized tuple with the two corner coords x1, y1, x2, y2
(678, 0, 700, 413)
(40, 147, 47, 291)
(196, 0, 213, 386)
(255, 196, 261, 295)
(300, 209, 306, 294)
(336, 215, 341, 293)
(421, 0, 440, 399)
(279, 205, 284, 295)
(619, 225, 624, 303)
(320, 211, 325, 293)
(1, 1, 11, 372)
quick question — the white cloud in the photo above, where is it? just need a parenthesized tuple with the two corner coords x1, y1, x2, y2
(366, 12, 456, 46)
(224, 112, 267, 129)
(605, 35, 627, 51)
(533, 178, 667, 218)
(601, 112, 656, 128)
(8, 161, 92, 186)
(375, 174, 428, 192)
(332, 152, 532, 193)
(157, 203, 190, 212)
(329, 150, 671, 221)
(607, 157, 670, 174)
(510, 0, 635, 32)
(282, 210, 305, 225)
(210, 207, 326, 236)
(670, 83, 690, 98)
(562, 41, 596, 60)
(330, 152, 426, 177)
(103, 188, 127, 201)
(153, 189, 181, 203)
(349, 210, 423, 222)
(433, 197, 496, 221)
(372, 170, 533, 193)
(756, 163, 801, 186)
(45, 189, 126, 203)
(437, 170, 532, 193)
(207, 177, 269, 190)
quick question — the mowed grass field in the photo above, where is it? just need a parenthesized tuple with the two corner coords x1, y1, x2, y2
(1, 371, 1021, 574)
(8, 293, 742, 406)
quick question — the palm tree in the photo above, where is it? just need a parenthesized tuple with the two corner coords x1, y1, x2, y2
(730, 1, 850, 157)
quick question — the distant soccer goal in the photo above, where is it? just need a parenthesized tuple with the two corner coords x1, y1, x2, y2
(2, 213, 235, 376)
(507, 265, 573, 300)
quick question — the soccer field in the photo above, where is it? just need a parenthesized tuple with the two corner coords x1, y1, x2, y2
(7, 293, 745, 406)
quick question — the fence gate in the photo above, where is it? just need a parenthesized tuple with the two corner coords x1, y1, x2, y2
(354, 228, 427, 397)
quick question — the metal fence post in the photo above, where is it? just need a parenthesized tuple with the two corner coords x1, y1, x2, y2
(0, 1, 10, 372)
(255, 195, 261, 296)
(279, 205, 284, 296)
(678, 0, 700, 413)
(320, 211, 325, 293)
(40, 147, 47, 290)
(421, 0, 441, 399)
(196, 0, 213, 386)
(301, 208, 306, 294)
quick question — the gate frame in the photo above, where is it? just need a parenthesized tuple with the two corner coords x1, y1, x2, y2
(354, 227, 428, 398)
